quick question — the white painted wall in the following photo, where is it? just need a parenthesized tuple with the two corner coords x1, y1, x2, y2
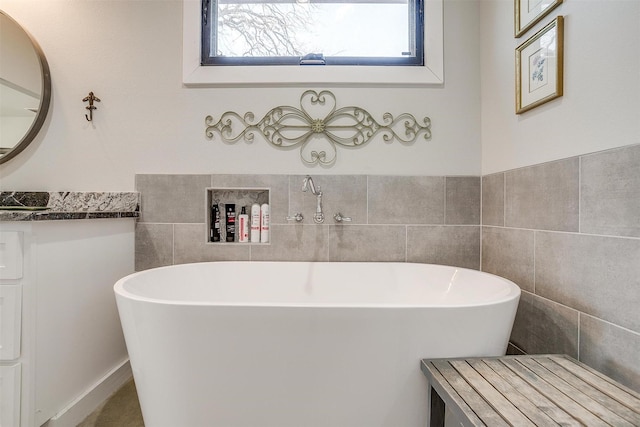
(0, 0, 481, 191)
(480, 0, 640, 174)
(2, 0, 638, 183)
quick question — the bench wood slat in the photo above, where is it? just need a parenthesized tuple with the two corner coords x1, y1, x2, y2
(432, 360, 510, 427)
(549, 355, 640, 413)
(450, 360, 538, 427)
(502, 358, 610, 427)
(422, 355, 640, 427)
(537, 357, 640, 425)
(483, 359, 581, 426)
(516, 357, 635, 427)
(468, 360, 560, 427)
(422, 360, 485, 427)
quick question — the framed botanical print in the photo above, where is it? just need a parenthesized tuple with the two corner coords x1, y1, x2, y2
(515, 0, 562, 38)
(515, 16, 564, 114)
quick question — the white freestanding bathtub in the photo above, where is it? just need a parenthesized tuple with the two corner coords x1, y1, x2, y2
(114, 262, 520, 427)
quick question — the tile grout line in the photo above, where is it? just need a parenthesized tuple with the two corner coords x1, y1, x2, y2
(405, 226, 408, 262)
(478, 223, 640, 240)
(503, 172, 506, 228)
(533, 230, 536, 295)
(577, 312, 581, 361)
(578, 156, 582, 234)
(171, 223, 175, 265)
(479, 175, 483, 271)
(327, 224, 330, 261)
(287, 174, 291, 218)
(443, 176, 447, 225)
(580, 312, 640, 337)
(366, 175, 369, 225)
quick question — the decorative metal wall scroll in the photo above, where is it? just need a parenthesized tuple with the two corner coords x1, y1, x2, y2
(204, 90, 431, 166)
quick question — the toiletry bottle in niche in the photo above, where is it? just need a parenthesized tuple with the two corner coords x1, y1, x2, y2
(220, 204, 227, 242)
(238, 206, 249, 243)
(250, 203, 261, 243)
(260, 203, 270, 243)
(210, 200, 221, 242)
(225, 204, 236, 242)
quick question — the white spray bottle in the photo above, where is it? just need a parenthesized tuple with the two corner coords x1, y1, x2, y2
(250, 203, 261, 243)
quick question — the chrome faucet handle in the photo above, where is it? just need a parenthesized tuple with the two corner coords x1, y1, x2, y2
(333, 212, 352, 223)
(286, 213, 304, 222)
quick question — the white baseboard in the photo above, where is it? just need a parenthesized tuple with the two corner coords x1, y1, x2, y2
(42, 359, 132, 427)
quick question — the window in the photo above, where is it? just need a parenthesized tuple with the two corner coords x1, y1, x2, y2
(182, 0, 443, 86)
(201, 0, 423, 66)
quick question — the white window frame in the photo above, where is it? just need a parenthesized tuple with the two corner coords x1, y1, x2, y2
(182, 0, 443, 87)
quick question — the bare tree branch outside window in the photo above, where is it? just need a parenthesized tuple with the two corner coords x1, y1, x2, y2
(203, 0, 424, 66)
(217, 3, 318, 57)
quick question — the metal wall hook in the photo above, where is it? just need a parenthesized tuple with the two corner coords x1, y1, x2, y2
(83, 91, 101, 121)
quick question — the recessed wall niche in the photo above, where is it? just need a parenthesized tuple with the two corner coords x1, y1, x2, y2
(206, 188, 270, 244)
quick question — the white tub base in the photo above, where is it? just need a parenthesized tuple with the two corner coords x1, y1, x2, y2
(115, 262, 520, 427)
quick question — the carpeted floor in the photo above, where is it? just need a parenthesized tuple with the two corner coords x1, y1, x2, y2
(77, 379, 144, 427)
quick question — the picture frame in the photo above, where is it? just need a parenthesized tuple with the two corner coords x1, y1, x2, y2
(515, 16, 564, 114)
(515, 0, 562, 38)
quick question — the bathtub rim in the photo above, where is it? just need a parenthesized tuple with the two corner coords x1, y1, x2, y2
(114, 261, 521, 309)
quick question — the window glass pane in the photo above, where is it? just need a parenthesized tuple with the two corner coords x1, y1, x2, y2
(210, 0, 417, 61)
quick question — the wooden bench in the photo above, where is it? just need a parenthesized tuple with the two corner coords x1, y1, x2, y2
(421, 354, 640, 426)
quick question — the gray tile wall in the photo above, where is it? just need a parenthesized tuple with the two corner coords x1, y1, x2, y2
(482, 143, 640, 393)
(134, 145, 640, 393)
(135, 174, 481, 271)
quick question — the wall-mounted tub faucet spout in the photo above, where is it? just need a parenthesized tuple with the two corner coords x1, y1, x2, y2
(302, 175, 319, 195)
(302, 175, 324, 223)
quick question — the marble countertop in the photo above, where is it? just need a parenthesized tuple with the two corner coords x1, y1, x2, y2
(0, 192, 139, 221)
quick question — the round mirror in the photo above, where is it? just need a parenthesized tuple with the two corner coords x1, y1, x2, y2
(0, 10, 51, 164)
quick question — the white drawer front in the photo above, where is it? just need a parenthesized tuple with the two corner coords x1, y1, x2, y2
(0, 363, 21, 427)
(0, 232, 23, 281)
(0, 285, 22, 360)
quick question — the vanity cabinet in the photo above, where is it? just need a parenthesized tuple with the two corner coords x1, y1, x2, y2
(0, 284, 23, 360)
(0, 230, 26, 427)
(0, 219, 135, 427)
(0, 363, 22, 426)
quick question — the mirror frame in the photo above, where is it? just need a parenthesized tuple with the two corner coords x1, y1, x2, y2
(0, 10, 51, 164)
